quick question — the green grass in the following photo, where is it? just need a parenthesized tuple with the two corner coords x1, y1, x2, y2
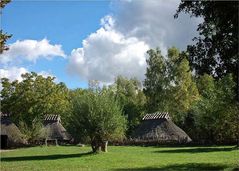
(0, 145, 238, 171)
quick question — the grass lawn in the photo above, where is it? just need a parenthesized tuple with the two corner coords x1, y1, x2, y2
(0, 145, 238, 171)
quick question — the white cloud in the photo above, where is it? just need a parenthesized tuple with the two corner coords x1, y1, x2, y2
(0, 38, 66, 64)
(68, 0, 200, 83)
(0, 67, 28, 82)
(68, 19, 149, 83)
(111, 0, 200, 54)
(0, 67, 56, 86)
(38, 71, 55, 79)
(0, 67, 56, 91)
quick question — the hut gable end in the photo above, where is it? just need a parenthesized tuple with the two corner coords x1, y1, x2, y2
(142, 112, 170, 121)
(44, 114, 61, 125)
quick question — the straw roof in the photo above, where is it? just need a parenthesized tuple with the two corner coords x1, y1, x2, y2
(1, 113, 25, 147)
(132, 112, 192, 143)
(142, 112, 170, 120)
(40, 114, 71, 141)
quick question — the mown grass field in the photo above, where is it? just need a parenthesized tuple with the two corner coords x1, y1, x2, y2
(0, 145, 238, 171)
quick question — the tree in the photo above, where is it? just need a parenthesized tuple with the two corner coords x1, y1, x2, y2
(144, 48, 168, 112)
(0, 0, 11, 8)
(71, 90, 126, 153)
(175, 1, 238, 79)
(1, 72, 71, 127)
(167, 48, 199, 123)
(144, 47, 199, 124)
(19, 118, 43, 144)
(191, 74, 238, 144)
(0, 0, 12, 53)
(111, 76, 146, 136)
(175, 1, 239, 144)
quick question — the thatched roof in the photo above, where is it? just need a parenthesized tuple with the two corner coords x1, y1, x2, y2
(1, 113, 25, 147)
(40, 114, 71, 141)
(44, 114, 61, 124)
(132, 112, 192, 143)
(143, 112, 170, 120)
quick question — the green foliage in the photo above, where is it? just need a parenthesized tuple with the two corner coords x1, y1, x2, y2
(1, 72, 71, 127)
(175, 2, 238, 143)
(0, 0, 11, 8)
(144, 47, 199, 123)
(71, 89, 126, 152)
(190, 74, 238, 144)
(0, 30, 12, 53)
(19, 118, 43, 144)
(0, 0, 12, 54)
(144, 48, 169, 112)
(111, 76, 146, 136)
(175, 1, 238, 78)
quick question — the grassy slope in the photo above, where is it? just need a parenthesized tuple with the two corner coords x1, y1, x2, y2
(0, 146, 238, 171)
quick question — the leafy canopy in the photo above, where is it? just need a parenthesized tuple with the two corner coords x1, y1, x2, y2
(71, 88, 126, 149)
(1, 72, 70, 127)
(0, 0, 12, 53)
(144, 47, 199, 122)
(175, 1, 238, 78)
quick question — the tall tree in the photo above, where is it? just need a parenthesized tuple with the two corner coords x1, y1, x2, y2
(175, 1, 239, 143)
(175, 1, 238, 79)
(71, 90, 126, 153)
(1, 72, 71, 127)
(144, 48, 168, 112)
(112, 76, 146, 136)
(191, 74, 238, 144)
(144, 47, 199, 123)
(0, 0, 12, 53)
(167, 48, 199, 123)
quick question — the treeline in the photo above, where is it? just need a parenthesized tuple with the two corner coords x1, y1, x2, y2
(1, 47, 238, 146)
(144, 47, 238, 144)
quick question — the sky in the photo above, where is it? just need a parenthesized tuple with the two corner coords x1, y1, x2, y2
(0, 0, 200, 89)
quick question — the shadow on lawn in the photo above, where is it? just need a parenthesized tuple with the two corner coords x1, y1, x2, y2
(156, 146, 236, 153)
(114, 163, 234, 171)
(1, 151, 93, 162)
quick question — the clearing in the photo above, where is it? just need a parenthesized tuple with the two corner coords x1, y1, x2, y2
(0, 145, 238, 171)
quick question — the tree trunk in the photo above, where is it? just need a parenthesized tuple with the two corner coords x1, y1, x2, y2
(101, 141, 108, 152)
(45, 139, 48, 146)
(237, 61, 239, 102)
(55, 139, 58, 146)
(91, 139, 101, 153)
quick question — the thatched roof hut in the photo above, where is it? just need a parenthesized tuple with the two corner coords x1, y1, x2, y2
(0, 113, 25, 149)
(40, 114, 71, 143)
(132, 112, 192, 144)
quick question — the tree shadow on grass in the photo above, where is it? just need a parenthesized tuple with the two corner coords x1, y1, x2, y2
(114, 163, 233, 171)
(156, 146, 236, 153)
(1, 151, 93, 162)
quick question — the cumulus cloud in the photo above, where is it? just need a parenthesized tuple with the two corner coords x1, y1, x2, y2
(37, 71, 55, 79)
(68, 18, 149, 83)
(111, 0, 200, 54)
(0, 67, 28, 82)
(0, 38, 66, 64)
(0, 67, 56, 90)
(68, 0, 200, 83)
(0, 67, 55, 83)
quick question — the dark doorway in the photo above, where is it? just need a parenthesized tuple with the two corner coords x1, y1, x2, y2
(1, 135, 8, 149)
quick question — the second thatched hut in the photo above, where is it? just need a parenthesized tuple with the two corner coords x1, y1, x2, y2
(132, 112, 192, 144)
(40, 114, 71, 145)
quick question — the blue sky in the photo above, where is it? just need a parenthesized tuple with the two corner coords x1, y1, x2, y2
(1, 1, 111, 89)
(0, 0, 200, 89)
